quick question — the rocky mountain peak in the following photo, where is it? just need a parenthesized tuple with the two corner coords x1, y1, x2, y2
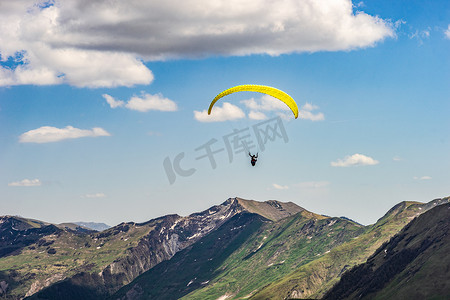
(233, 197, 304, 221)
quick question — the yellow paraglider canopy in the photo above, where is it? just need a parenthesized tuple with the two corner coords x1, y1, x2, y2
(208, 84, 298, 119)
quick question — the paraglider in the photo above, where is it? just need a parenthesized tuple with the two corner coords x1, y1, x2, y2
(208, 84, 297, 167)
(249, 152, 258, 166)
(208, 84, 298, 119)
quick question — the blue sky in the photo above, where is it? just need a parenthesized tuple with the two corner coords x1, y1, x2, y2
(0, 0, 449, 226)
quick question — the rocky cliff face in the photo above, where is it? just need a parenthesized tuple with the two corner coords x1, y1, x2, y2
(99, 198, 244, 286)
(112, 211, 268, 300)
(99, 197, 303, 289)
(25, 198, 303, 299)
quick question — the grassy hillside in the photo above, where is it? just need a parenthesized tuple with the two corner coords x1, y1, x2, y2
(324, 202, 450, 300)
(2, 197, 447, 299)
(175, 210, 363, 299)
(0, 220, 154, 299)
(112, 212, 267, 300)
(250, 198, 449, 299)
(17, 198, 299, 299)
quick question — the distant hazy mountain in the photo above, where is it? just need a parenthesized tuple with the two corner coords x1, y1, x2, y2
(0, 196, 448, 300)
(323, 202, 450, 300)
(73, 222, 111, 232)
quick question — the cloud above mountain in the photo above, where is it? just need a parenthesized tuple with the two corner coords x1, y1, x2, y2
(0, 0, 395, 87)
(8, 178, 42, 187)
(19, 126, 111, 143)
(331, 153, 379, 167)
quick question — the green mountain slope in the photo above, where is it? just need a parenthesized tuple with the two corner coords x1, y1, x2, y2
(111, 212, 267, 300)
(182, 212, 364, 300)
(2, 198, 301, 299)
(110, 205, 364, 300)
(250, 197, 449, 299)
(323, 202, 450, 300)
(0, 218, 154, 299)
(2, 196, 448, 300)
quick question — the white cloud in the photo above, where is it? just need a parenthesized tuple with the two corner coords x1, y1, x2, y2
(331, 153, 379, 167)
(8, 178, 42, 187)
(248, 111, 267, 120)
(242, 95, 290, 112)
(0, 0, 394, 87)
(299, 102, 325, 121)
(194, 102, 245, 122)
(125, 93, 178, 112)
(296, 181, 330, 188)
(302, 103, 317, 111)
(392, 156, 402, 161)
(103, 94, 124, 108)
(0, 2, 153, 87)
(82, 192, 106, 198)
(103, 93, 177, 112)
(19, 126, 111, 143)
(273, 183, 289, 190)
(241, 95, 310, 120)
(413, 176, 432, 180)
(445, 25, 450, 39)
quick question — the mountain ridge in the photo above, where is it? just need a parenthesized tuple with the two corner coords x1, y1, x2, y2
(1, 196, 448, 299)
(323, 202, 450, 299)
(9, 197, 301, 299)
(249, 196, 450, 299)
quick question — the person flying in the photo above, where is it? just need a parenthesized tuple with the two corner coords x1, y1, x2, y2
(249, 152, 258, 166)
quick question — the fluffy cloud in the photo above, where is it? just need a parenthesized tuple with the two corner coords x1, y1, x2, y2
(8, 178, 42, 187)
(241, 95, 325, 121)
(445, 25, 450, 39)
(103, 94, 124, 108)
(242, 95, 292, 120)
(273, 183, 289, 190)
(242, 95, 291, 112)
(194, 102, 245, 122)
(0, 2, 153, 87)
(299, 103, 325, 121)
(19, 126, 111, 143)
(0, 0, 394, 87)
(125, 93, 178, 112)
(413, 176, 432, 180)
(331, 153, 379, 167)
(103, 93, 177, 112)
(248, 111, 267, 120)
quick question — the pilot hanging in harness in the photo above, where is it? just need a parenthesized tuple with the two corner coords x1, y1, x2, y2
(249, 152, 258, 166)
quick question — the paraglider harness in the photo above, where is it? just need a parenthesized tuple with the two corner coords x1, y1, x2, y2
(249, 152, 258, 166)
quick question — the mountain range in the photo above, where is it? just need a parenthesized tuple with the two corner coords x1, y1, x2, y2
(73, 222, 111, 232)
(0, 196, 448, 299)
